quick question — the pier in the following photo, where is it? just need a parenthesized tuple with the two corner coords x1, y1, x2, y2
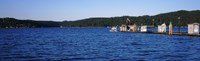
(111, 18, 200, 37)
(144, 32, 200, 37)
(120, 31, 200, 37)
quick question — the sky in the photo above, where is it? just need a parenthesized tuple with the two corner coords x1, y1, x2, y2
(0, 0, 200, 21)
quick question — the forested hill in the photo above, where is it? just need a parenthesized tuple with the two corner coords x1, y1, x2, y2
(62, 10, 200, 27)
(0, 18, 60, 28)
(1, 10, 200, 28)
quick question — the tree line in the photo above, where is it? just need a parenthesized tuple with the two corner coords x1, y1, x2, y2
(0, 18, 60, 28)
(0, 10, 200, 28)
(62, 10, 200, 27)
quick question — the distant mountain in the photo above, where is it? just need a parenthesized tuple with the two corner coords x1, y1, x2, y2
(1, 10, 200, 28)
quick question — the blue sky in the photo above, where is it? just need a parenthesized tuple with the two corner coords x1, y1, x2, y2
(0, 0, 200, 21)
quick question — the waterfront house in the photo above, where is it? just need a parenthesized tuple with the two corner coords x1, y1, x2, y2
(141, 25, 147, 32)
(120, 24, 128, 31)
(188, 23, 199, 34)
(129, 24, 138, 32)
(158, 23, 166, 32)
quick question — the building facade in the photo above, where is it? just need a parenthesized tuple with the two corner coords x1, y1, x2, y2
(158, 23, 166, 32)
(188, 23, 199, 34)
(141, 25, 147, 32)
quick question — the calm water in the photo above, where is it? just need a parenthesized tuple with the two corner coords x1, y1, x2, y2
(0, 28, 200, 61)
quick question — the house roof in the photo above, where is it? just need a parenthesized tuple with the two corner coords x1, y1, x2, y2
(188, 23, 199, 25)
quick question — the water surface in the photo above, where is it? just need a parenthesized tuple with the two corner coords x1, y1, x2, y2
(0, 28, 200, 61)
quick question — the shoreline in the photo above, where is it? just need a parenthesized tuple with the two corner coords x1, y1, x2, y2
(0, 26, 190, 28)
(121, 31, 200, 37)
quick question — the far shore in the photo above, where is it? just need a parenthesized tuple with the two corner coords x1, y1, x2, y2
(0, 27, 106, 29)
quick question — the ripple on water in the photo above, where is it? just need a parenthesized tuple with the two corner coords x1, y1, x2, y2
(0, 28, 200, 61)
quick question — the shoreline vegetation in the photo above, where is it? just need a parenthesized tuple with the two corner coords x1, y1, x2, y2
(1, 10, 200, 28)
(0, 25, 107, 28)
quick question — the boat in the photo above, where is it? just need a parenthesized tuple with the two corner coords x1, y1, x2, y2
(110, 26, 117, 32)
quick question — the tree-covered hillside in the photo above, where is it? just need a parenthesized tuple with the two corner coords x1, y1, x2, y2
(62, 10, 200, 27)
(1, 10, 200, 28)
(0, 18, 60, 28)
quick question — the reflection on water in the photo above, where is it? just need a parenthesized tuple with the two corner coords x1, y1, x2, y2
(0, 28, 200, 61)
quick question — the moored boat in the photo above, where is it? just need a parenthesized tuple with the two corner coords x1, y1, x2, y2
(110, 26, 117, 32)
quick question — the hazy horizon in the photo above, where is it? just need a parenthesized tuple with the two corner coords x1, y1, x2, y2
(0, 0, 200, 21)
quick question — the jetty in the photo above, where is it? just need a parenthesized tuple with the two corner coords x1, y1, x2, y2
(145, 32, 199, 37)
(120, 30, 200, 37)
(110, 18, 200, 37)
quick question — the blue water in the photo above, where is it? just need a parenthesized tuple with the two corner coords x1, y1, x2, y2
(148, 27, 189, 32)
(0, 28, 200, 61)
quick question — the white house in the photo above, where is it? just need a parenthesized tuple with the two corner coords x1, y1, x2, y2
(188, 23, 199, 34)
(141, 25, 147, 32)
(158, 23, 166, 32)
(129, 24, 138, 32)
(120, 24, 128, 31)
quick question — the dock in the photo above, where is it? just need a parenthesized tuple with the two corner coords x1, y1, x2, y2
(153, 32, 200, 37)
(112, 18, 200, 37)
(121, 31, 200, 37)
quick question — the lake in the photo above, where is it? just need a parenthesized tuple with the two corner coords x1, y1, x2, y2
(0, 28, 200, 61)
